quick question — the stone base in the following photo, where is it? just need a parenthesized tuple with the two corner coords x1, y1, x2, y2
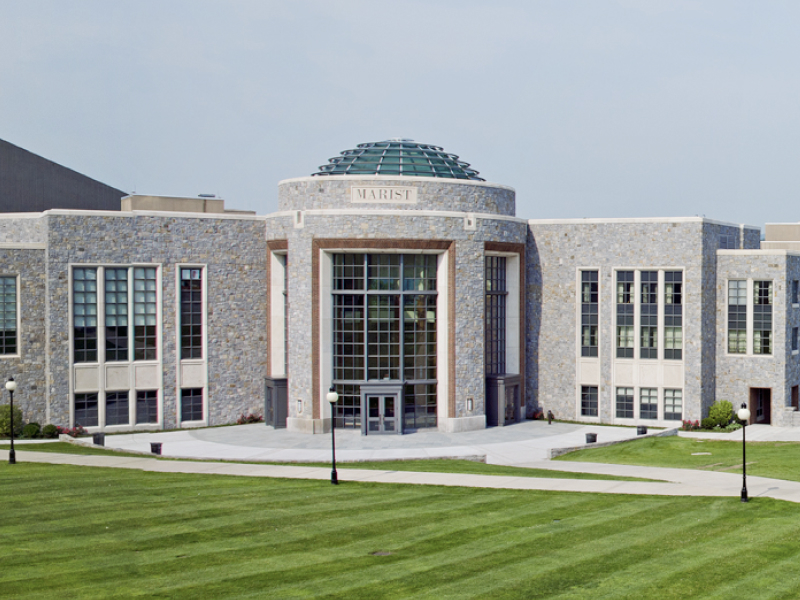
(439, 415, 486, 433)
(286, 417, 329, 434)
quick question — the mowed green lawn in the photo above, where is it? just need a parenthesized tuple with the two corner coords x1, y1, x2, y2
(4, 463, 800, 599)
(558, 436, 800, 482)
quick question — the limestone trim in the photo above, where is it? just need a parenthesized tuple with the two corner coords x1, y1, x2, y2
(311, 239, 455, 422)
(529, 216, 759, 229)
(266, 240, 288, 378)
(278, 174, 516, 194)
(264, 209, 526, 224)
(0, 243, 46, 249)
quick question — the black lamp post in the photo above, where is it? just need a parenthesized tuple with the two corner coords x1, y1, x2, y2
(737, 402, 751, 503)
(6, 377, 17, 465)
(327, 385, 339, 485)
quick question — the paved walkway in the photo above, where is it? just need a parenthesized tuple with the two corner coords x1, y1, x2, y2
(5, 421, 800, 503)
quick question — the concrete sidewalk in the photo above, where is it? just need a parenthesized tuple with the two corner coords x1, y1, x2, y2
(4, 447, 800, 503)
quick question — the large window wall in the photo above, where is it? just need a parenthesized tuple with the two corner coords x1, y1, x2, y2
(332, 254, 438, 430)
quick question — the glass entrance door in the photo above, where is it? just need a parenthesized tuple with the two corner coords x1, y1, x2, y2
(360, 384, 403, 435)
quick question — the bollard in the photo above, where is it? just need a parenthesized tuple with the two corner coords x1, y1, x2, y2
(150, 442, 162, 455)
(547, 410, 554, 425)
(92, 432, 105, 446)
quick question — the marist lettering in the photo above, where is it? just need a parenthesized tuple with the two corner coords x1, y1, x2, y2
(351, 187, 417, 203)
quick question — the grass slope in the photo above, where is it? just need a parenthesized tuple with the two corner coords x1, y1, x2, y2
(3, 463, 800, 599)
(558, 436, 800, 482)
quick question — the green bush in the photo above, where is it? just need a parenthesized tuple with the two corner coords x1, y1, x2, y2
(22, 422, 41, 439)
(701, 417, 716, 430)
(709, 400, 734, 428)
(41, 424, 59, 439)
(0, 404, 23, 437)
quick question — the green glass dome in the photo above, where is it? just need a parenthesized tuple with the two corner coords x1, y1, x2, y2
(312, 138, 484, 181)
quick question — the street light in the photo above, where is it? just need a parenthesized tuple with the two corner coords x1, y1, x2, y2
(326, 385, 339, 485)
(6, 377, 17, 465)
(737, 402, 751, 503)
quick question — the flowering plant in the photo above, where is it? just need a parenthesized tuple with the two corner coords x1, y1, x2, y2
(680, 419, 701, 432)
(57, 425, 89, 437)
(236, 413, 263, 425)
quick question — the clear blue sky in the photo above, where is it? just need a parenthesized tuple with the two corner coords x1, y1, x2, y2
(2, 1, 799, 227)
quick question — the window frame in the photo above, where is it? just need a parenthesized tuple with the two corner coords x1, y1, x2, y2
(0, 274, 20, 358)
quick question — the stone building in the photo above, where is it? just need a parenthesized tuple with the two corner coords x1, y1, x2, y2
(1, 138, 799, 432)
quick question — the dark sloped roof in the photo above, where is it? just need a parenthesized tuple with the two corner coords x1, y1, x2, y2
(0, 139, 127, 212)
(312, 138, 484, 181)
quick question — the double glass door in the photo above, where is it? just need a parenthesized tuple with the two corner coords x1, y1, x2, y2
(360, 384, 403, 435)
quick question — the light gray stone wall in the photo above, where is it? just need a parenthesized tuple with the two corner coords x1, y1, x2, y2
(715, 252, 792, 426)
(0, 248, 47, 424)
(45, 213, 267, 429)
(0, 215, 46, 244)
(278, 176, 516, 216)
(527, 218, 740, 424)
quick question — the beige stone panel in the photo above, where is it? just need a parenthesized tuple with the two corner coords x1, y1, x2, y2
(638, 364, 659, 387)
(662, 363, 684, 387)
(615, 363, 634, 386)
(180, 362, 205, 387)
(134, 364, 160, 389)
(579, 360, 600, 384)
(74, 366, 100, 392)
(105, 365, 131, 390)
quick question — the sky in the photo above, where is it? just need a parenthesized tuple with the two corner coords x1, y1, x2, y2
(2, 1, 800, 228)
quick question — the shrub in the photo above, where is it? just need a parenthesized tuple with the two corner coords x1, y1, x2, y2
(701, 417, 716, 430)
(22, 422, 41, 439)
(237, 413, 264, 425)
(709, 400, 734, 428)
(41, 424, 59, 438)
(0, 404, 23, 437)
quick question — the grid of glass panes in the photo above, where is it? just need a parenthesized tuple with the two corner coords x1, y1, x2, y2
(581, 271, 598, 357)
(404, 295, 436, 381)
(640, 388, 658, 419)
(180, 268, 203, 359)
(73, 268, 98, 362)
(134, 267, 157, 360)
(136, 390, 158, 424)
(105, 391, 129, 425)
(754, 280, 772, 354)
(719, 234, 737, 249)
(485, 256, 507, 374)
(794, 327, 799, 352)
(664, 271, 682, 360)
(794, 280, 799, 305)
(616, 271, 634, 358)
(404, 383, 437, 429)
(0, 276, 17, 354)
(332, 254, 437, 429)
(640, 271, 658, 359)
(74, 392, 99, 426)
(368, 295, 400, 379)
(181, 388, 203, 421)
(105, 268, 129, 361)
(581, 386, 598, 417)
(333, 295, 365, 381)
(728, 280, 747, 353)
(664, 389, 682, 420)
(332, 384, 361, 428)
(616, 387, 634, 418)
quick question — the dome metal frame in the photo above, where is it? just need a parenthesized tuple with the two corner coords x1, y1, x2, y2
(312, 138, 484, 181)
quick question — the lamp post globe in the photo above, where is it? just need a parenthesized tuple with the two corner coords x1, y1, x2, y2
(5, 377, 16, 465)
(327, 385, 339, 485)
(738, 402, 750, 503)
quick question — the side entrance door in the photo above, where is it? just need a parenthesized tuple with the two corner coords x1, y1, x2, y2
(360, 383, 403, 435)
